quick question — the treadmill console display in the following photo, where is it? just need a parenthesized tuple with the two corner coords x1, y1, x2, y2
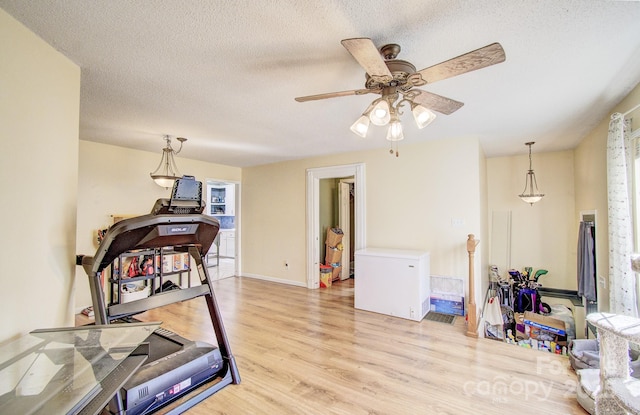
(152, 175, 205, 215)
(172, 175, 201, 201)
(90, 177, 220, 274)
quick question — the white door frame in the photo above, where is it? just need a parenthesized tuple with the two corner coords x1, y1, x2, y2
(339, 179, 354, 280)
(306, 163, 366, 289)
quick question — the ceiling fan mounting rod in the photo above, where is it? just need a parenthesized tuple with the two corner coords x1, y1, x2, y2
(381, 86, 398, 96)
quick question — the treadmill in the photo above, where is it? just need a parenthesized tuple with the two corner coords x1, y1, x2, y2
(78, 176, 240, 414)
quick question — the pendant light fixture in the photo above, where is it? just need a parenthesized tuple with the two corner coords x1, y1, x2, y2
(150, 135, 187, 188)
(518, 141, 544, 205)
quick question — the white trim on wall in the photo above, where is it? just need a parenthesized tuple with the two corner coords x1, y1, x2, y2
(306, 163, 366, 289)
(242, 273, 307, 287)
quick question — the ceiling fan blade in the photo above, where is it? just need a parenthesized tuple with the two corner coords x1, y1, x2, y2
(410, 90, 464, 115)
(417, 42, 506, 84)
(341, 38, 393, 82)
(295, 89, 375, 102)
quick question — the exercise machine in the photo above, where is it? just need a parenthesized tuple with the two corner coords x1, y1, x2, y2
(78, 176, 240, 414)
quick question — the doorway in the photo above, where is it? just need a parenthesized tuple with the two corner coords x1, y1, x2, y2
(319, 177, 355, 281)
(205, 179, 240, 280)
(579, 210, 598, 316)
(306, 164, 366, 289)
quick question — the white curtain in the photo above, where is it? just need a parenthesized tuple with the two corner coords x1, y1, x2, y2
(606, 113, 638, 317)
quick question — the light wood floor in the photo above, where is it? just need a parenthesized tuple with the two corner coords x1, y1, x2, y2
(84, 277, 588, 414)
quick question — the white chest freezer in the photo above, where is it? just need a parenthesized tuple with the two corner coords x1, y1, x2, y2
(354, 248, 430, 321)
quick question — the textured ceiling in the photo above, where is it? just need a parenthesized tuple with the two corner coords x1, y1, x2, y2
(2, 0, 640, 167)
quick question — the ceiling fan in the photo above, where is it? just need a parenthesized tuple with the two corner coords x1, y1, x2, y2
(295, 38, 506, 150)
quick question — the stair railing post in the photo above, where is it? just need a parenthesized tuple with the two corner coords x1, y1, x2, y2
(466, 234, 480, 338)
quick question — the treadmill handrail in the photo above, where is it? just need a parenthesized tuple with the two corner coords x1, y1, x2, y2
(108, 285, 210, 320)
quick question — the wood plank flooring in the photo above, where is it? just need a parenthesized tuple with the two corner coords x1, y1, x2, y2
(86, 277, 588, 414)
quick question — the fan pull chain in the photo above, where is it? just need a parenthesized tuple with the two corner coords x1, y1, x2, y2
(389, 141, 399, 157)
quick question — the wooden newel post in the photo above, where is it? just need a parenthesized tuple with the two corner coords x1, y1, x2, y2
(466, 234, 480, 338)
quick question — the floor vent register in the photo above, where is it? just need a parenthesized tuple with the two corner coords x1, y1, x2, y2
(425, 311, 456, 325)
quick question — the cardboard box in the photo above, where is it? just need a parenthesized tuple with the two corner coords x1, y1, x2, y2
(524, 311, 567, 345)
(325, 227, 344, 247)
(429, 294, 464, 316)
(325, 246, 342, 264)
(182, 253, 190, 270)
(173, 254, 183, 271)
(162, 254, 173, 273)
(431, 275, 464, 296)
(429, 276, 465, 316)
(331, 266, 342, 281)
(320, 265, 332, 288)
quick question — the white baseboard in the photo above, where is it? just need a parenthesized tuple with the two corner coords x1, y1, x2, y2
(240, 273, 307, 287)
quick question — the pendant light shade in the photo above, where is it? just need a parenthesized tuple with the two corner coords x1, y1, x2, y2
(369, 99, 391, 126)
(386, 121, 404, 141)
(518, 141, 544, 205)
(386, 112, 404, 142)
(411, 103, 436, 129)
(350, 115, 370, 138)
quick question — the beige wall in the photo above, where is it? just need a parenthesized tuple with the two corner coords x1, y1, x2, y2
(487, 150, 576, 290)
(0, 9, 80, 343)
(478, 144, 490, 303)
(241, 136, 486, 305)
(75, 140, 241, 310)
(574, 81, 640, 311)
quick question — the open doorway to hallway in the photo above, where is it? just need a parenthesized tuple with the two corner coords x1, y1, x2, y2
(306, 163, 366, 289)
(205, 179, 240, 280)
(320, 177, 355, 280)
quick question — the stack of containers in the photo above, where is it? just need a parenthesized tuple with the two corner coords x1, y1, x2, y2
(319, 264, 333, 288)
(429, 275, 465, 316)
(325, 227, 344, 281)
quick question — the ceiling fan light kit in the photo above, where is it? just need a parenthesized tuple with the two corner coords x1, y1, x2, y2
(295, 38, 506, 156)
